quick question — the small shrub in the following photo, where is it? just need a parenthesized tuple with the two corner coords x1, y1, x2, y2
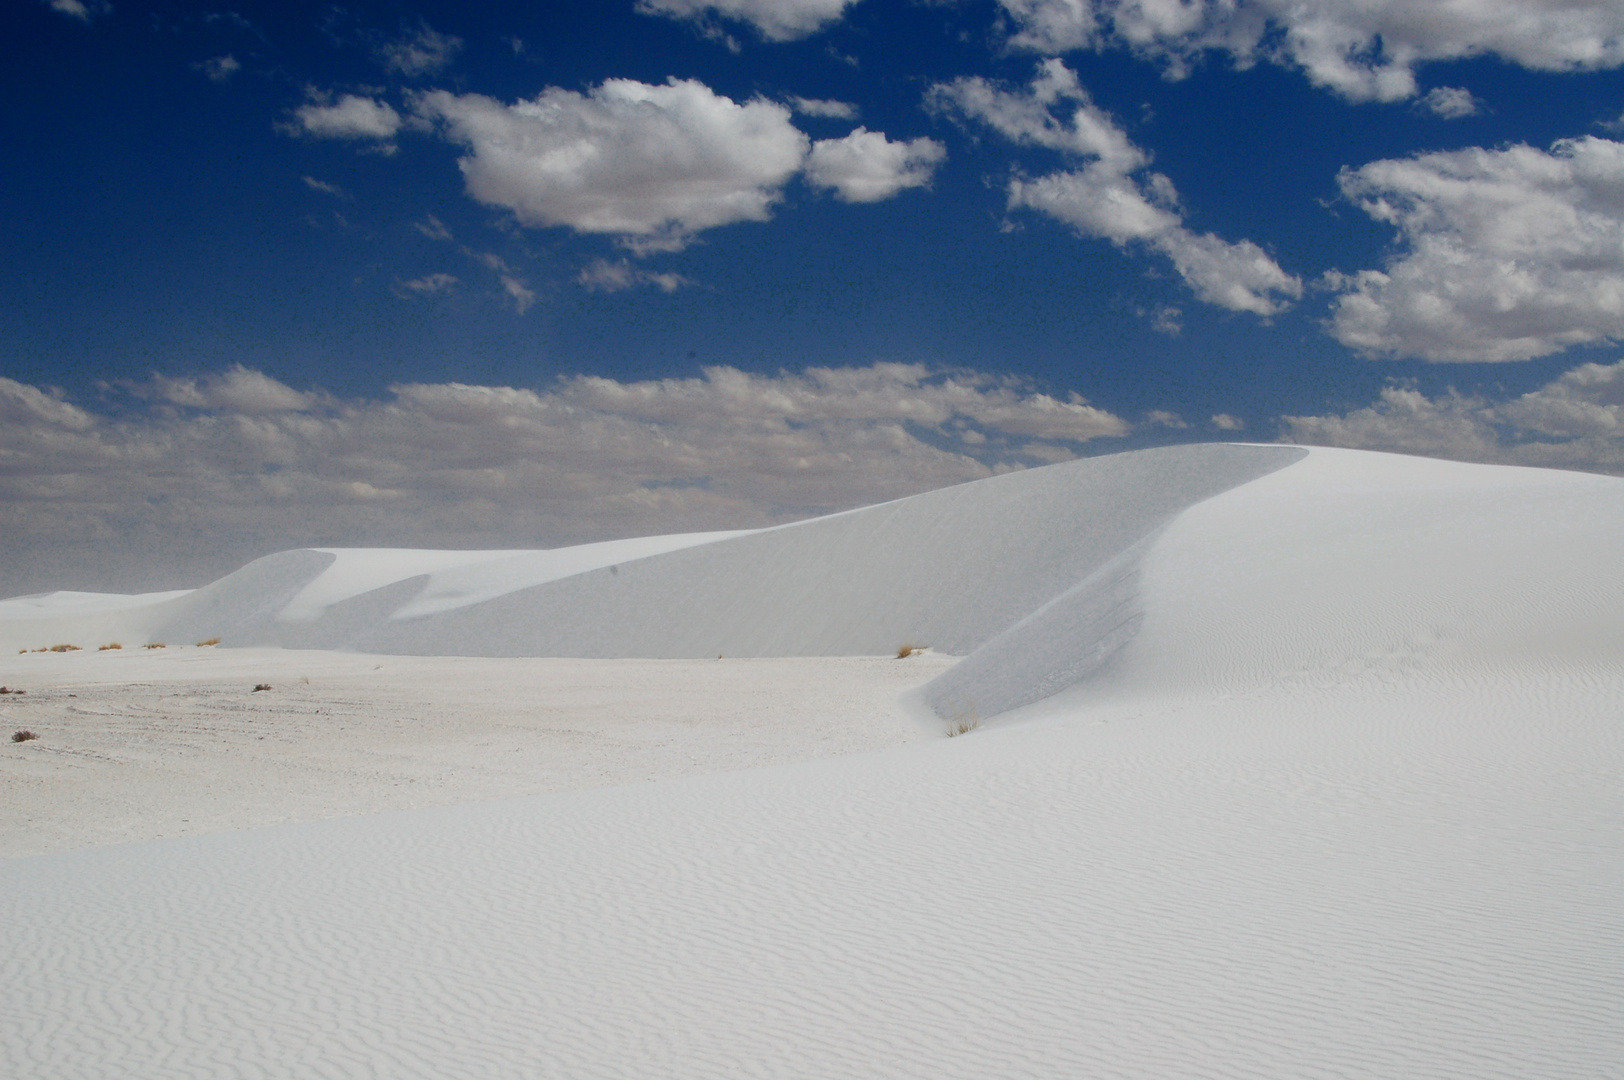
(143, 642, 166, 649)
(896, 643, 918, 659)
(99, 642, 122, 651)
(0, 687, 24, 695)
(196, 637, 221, 647)
(253, 683, 272, 692)
(48, 644, 81, 653)
(12, 730, 39, 743)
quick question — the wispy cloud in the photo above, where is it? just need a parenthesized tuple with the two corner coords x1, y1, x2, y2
(196, 55, 241, 83)
(790, 96, 859, 119)
(47, 0, 111, 24)
(414, 215, 453, 241)
(577, 259, 694, 294)
(376, 20, 462, 76)
(301, 176, 346, 197)
(930, 60, 1301, 316)
(396, 273, 459, 296)
(636, 0, 859, 42)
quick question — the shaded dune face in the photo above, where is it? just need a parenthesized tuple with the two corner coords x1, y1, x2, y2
(933, 448, 1624, 722)
(150, 444, 1305, 662)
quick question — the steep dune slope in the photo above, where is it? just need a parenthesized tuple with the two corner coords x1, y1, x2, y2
(927, 447, 1624, 720)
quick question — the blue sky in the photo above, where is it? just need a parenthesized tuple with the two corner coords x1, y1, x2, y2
(4, 0, 1624, 592)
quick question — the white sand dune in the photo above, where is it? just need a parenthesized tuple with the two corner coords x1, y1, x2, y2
(0, 443, 1301, 663)
(3, 445, 1622, 1078)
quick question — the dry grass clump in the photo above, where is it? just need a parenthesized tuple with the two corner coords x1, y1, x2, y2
(253, 683, 272, 692)
(196, 637, 221, 647)
(896, 643, 925, 659)
(12, 730, 39, 743)
(98, 642, 122, 651)
(0, 686, 25, 695)
(48, 644, 81, 653)
(945, 704, 980, 738)
(143, 642, 166, 649)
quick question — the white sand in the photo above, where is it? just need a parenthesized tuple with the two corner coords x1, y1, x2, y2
(0, 648, 950, 858)
(2, 445, 1621, 1078)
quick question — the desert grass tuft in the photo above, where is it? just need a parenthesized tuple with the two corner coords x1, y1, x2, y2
(253, 683, 272, 692)
(0, 686, 24, 695)
(48, 644, 81, 653)
(12, 730, 39, 743)
(143, 642, 166, 649)
(98, 642, 122, 651)
(896, 643, 924, 659)
(945, 704, 980, 738)
(196, 637, 221, 647)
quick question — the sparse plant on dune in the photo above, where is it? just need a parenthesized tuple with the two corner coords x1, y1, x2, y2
(48, 644, 80, 653)
(897, 643, 925, 659)
(253, 684, 272, 692)
(99, 642, 122, 651)
(12, 730, 39, 743)
(0, 686, 24, 695)
(945, 704, 980, 737)
(196, 637, 221, 647)
(143, 643, 166, 649)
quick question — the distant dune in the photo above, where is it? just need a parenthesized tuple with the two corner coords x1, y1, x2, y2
(4, 444, 1622, 1078)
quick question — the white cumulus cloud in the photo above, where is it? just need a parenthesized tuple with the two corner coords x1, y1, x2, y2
(636, 0, 859, 41)
(997, 0, 1624, 102)
(418, 78, 940, 251)
(417, 80, 809, 253)
(1419, 86, 1481, 119)
(291, 93, 403, 141)
(806, 128, 946, 202)
(1328, 135, 1624, 362)
(0, 364, 1131, 595)
(1281, 358, 1624, 474)
(930, 59, 1300, 315)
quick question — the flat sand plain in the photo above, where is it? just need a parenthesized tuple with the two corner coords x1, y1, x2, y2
(0, 646, 951, 857)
